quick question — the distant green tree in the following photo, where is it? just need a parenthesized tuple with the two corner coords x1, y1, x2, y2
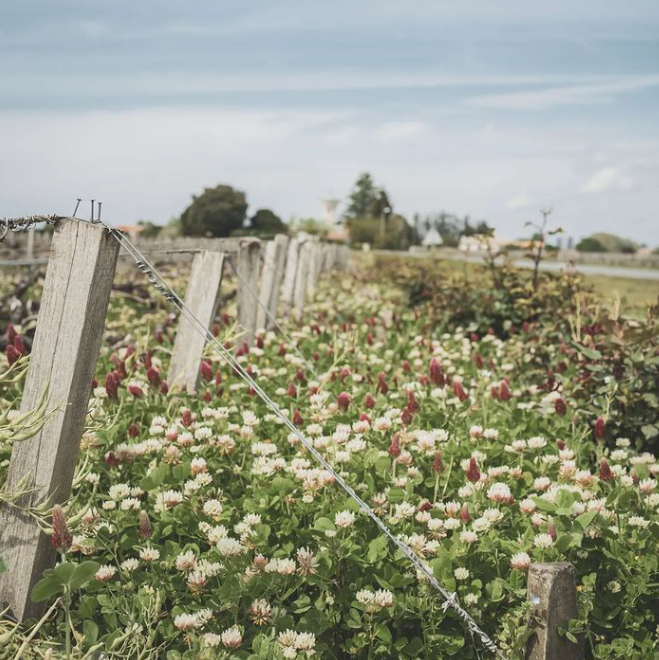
(576, 237, 606, 252)
(587, 232, 639, 254)
(180, 184, 248, 237)
(136, 220, 163, 239)
(345, 173, 392, 220)
(249, 208, 287, 236)
(294, 218, 327, 236)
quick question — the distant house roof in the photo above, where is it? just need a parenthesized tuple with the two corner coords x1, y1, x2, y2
(327, 226, 349, 242)
(422, 227, 443, 246)
(116, 224, 145, 235)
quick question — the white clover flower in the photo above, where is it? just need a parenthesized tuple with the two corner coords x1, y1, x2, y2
(174, 613, 199, 631)
(139, 546, 160, 562)
(628, 516, 650, 529)
(203, 633, 221, 647)
(334, 510, 356, 528)
(175, 550, 197, 572)
(217, 537, 244, 557)
(356, 589, 375, 604)
(533, 533, 554, 549)
(109, 483, 131, 500)
(120, 558, 140, 573)
(511, 552, 531, 570)
(95, 565, 117, 581)
(374, 589, 394, 607)
(203, 499, 223, 518)
(454, 567, 469, 580)
(220, 626, 243, 648)
(154, 489, 183, 512)
(460, 530, 478, 544)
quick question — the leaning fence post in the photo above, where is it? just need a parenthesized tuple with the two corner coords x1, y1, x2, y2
(236, 237, 262, 346)
(167, 250, 225, 392)
(280, 237, 301, 316)
(293, 241, 311, 320)
(526, 562, 584, 660)
(256, 234, 289, 332)
(0, 218, 119, 621)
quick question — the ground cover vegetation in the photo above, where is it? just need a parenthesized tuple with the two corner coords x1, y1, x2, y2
(0, 255, 658, 659)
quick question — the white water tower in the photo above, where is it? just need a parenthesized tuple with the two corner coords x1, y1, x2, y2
(321, 197, 340, 227)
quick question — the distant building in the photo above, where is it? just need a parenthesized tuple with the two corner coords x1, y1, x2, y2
(320, 198, 340, 228)
(421, 227, 443, 248)
(458, 234, 500, 253)
(116, 224, 145, 240)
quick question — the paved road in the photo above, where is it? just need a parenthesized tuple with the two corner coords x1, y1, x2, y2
(373, 250, 659, 281)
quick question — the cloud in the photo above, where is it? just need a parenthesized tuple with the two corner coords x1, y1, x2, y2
(464, 75, 659, 110)
(581, 167, 634, 194)
(374, 121, 426, 141)
(507, 194, 533, 210)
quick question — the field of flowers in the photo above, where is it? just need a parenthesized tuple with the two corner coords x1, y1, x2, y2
(1, 256, 659, 659)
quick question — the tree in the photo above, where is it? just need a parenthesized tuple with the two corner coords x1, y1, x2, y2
(180, 184, 248, 237)
(249, 208, 287, 237)
(136, 220, 163, 239)
(586, 232, 639, 254)
(344, 173, 392, 220)
(576, 237, 606, 253)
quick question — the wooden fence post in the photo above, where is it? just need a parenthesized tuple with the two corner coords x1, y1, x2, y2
(526, 562, 583, 660)
(280, 237, 301, 316)
(236, 238, 262, 347)
(293, 241, 311, 320)
(306, 242, 321, 298)
(256, 234, 289, 332)
(167, 251, 225, 392)
(0, 219, 119, 621)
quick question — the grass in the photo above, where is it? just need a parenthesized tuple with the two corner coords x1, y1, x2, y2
(583, 273, 659, 311)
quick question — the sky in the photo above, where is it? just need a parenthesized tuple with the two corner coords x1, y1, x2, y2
(1, 1, 659, 244)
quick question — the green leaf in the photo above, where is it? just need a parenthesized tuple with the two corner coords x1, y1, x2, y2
(83, 619, 99, 644)
(575, 511, 598, 530)
(367, 536, 388, 563)
(313, 517, 335, 532)
(31, 575, 65, 602)
(69, 561, 100, 591)
(375, 624, 392, 644)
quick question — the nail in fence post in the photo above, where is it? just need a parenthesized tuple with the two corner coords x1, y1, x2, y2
(0, 218, 119, 621)
(526, 562, 584, 660)
(236, 237, 262, 346)
(167, 250, 225, 393)
(256, 234, 289, 332)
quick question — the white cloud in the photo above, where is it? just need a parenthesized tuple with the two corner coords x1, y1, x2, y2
(464, 75, 659, 110)
(581, 167, 634, 194)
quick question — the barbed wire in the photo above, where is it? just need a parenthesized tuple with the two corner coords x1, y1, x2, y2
(105, 223, 507, 659)
(1, 212, 506, 657)
(0, 215, 64, 242)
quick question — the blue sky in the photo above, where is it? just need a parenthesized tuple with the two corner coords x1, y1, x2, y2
(1, 1, 659, 244)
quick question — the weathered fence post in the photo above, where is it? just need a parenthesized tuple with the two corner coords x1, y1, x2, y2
(293, 241, 312, 320)
(26, 228, 35, 261)
(236, 237, 262, 346)
(256, 234, 289, 332)
(280, 237, 301, 316)
(0, 219, 119, 621)
(306, 242, 321, 299)
(526, 563, 583, 660)
(167, 251, 225, 392)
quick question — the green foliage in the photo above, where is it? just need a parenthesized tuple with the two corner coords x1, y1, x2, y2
(344, 173, 391, 220)
(577, 233, 639, 254)
(180, 184, 248, 237)
(250, 209, 287, 238)
(577, 237, 607, 253)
